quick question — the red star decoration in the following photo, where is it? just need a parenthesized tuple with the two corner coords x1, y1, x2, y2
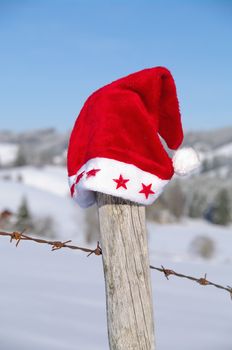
(76, 171, 85, 184)
(139, 183, 155, 199)
(113, 174, 129, 189)
(86, 168, 101, 178)
(70, 183, 75, 197)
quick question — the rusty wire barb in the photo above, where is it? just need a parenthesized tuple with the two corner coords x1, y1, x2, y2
(0, 229, 231, 299)
(0, 230, 102, 257)
(150, 265, 232, 300)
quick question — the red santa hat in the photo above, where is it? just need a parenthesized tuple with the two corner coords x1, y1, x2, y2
(67, 67, 200, 208)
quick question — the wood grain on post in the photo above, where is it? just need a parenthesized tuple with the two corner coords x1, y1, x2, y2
(97, 192, 155, 350)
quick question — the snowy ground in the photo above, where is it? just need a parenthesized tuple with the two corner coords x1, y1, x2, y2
(0, 165, 69, 197)
(0, 221, 231, 350)
(0, 165, 232, 349)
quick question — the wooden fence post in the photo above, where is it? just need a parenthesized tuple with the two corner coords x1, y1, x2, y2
(97, 192, 155, 350)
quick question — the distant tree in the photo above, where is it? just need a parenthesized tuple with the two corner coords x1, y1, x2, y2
(201, 159, 213, 173)
(14, 146, 27, 167)
(189, 193, 206, 218)
(13, 197, 56, 237)
(146, 198, 166, 222)
(146, 196, 176, 223)
(34, 216, 55, 238)
(210, 189, 231, 226)
(15, 197, 34, 232)
(165, 180, 186, 219)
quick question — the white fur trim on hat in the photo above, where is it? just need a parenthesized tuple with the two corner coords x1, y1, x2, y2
(68, 157, 170, 208)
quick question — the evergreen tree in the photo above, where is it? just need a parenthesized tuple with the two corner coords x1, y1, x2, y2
(166, 180, 185, 219)
(15, 197, 34, 232)
(189, 193, 206, 218)
(14, 146, 27, 167)
(211, 189, 231, 226)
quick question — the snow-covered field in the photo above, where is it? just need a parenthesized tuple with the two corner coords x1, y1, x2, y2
(0, 221, 231, 350)
(0, 165, 69, 197)
(0, 165, 231, 349)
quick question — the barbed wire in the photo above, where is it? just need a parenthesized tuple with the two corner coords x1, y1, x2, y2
(150, 265, 232, 299)
(0, 230, 102, 256)
(0, 229, 231, 299)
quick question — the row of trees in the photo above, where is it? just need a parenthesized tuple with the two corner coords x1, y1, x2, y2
(146, 180, 231, 226)
(189, 189, 231, 226)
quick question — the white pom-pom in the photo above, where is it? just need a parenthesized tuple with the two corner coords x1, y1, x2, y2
(172, 147, 200, 176)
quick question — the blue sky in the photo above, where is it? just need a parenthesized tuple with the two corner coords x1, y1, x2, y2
(0, 0, 231, 132)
